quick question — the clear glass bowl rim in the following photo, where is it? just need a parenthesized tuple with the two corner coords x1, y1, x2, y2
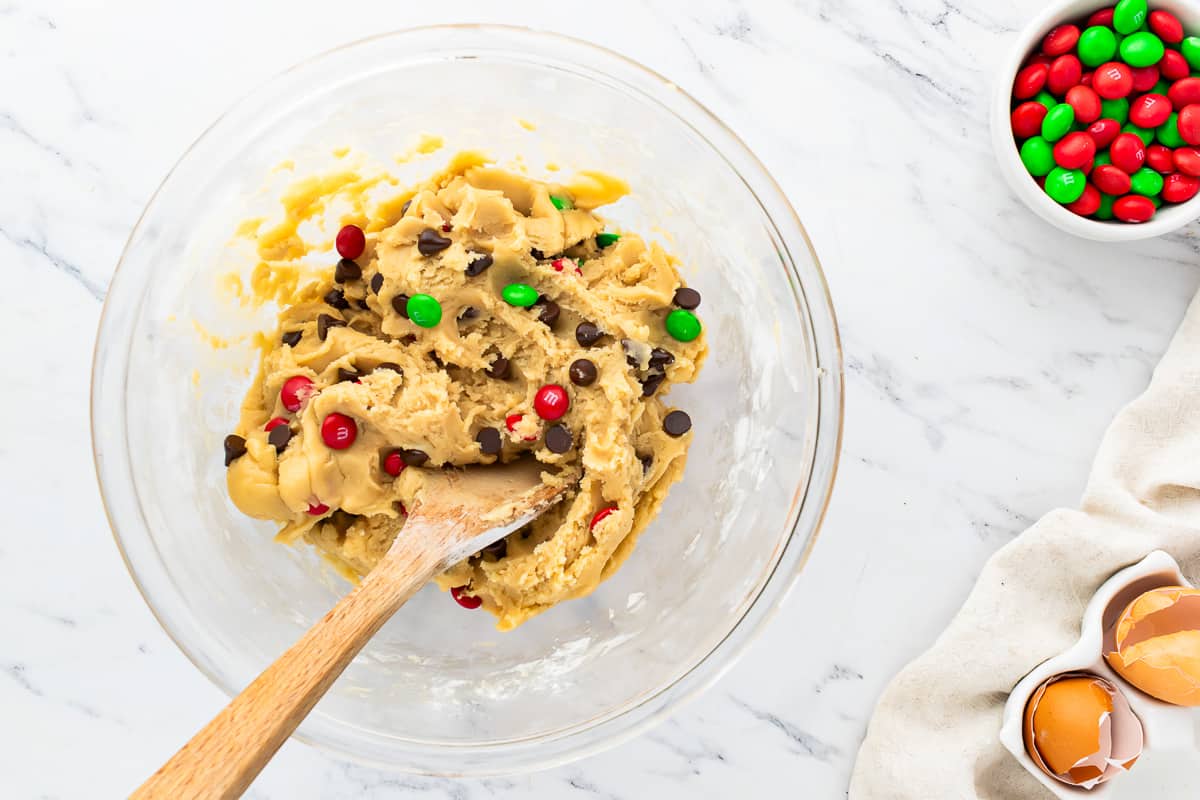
(91, 24, 845, 776)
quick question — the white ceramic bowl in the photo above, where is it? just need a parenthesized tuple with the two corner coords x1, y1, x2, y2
(992, 0, 1200, 241)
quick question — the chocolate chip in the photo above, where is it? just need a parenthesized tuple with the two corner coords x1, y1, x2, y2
(428, 351, 444, 368)
(673, 287, 701, 310)
(458, 306, 479, 320)
(356, 298, 369, 310)
(370, 272, 384, 294)
(337, 367, 360, 383)
(417, 228, 452, 256)
(334, 259, 362, 283)
(641, 373, 665, 397)
(639, 454, 654, 474)
(392, 294, 410, 319)
(324, 288, 350, 310)
(482, 538, 508, 559)
(402, 448, 429, 466)
(663, 410, 692, 437)
(317, 314, 346, 341)
(281, 330, 302, 347)
(374, 362, 402, 375)
(485, 355, 511, 379)
(622, 339, 640, 369)
(476, 427, 502, 455)
(649, 347, 675, 369)
(534, 297, 560, 327)
(545, 424, 573, 454)
(569, 358, 597, 386)
(465, 254, 493, 277)
(401, 199, 412, 215)
(576, 321, 603, 347)
(223, 434, 247, 466)
(530, 248, 545, 260)
(268, 424, 292, 452)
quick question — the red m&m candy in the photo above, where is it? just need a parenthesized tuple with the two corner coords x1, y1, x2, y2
(1130, 65, 1161, 93)
(1146, 144, 1176, 173)
(1110, 133, 1147, 173)
(1048, 55, 1083, 95)
(1130, 94, 1171, 128)
(1114, 194, 1156, 222)
(1087, 8, 1115, 27)
(280, 376, 315, 412)
(450, 586, 482, 609)
(1168, 78, 1200, 108)
(1092, 164, 1133, 195)
(1149, 9, 1184, 43)
(335, 224, 365, 260)
(1174, 146, 1200, 176)
(590, 506, 617, 531)
(1163, 173, 1200, 202)
(533, 384, 569, 420)
(1012, 102, 1049, 139)
(1042, 24, 1081, 55)
(1066, 183, 1102, 216)
(1093, 62, 1133, 99)
(1161, 49, 1190, 80)
(1053, 132, 1096, 169)
(1066, 86, 1102, 123)
(382, 449, 406, 477)
(1087, 118, 1122, 149)
(1015, 63, 1050, 98)
(1178, 104, 1200, 145)
(320, 413, 357, 450)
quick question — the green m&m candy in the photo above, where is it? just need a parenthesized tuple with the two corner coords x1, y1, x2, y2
(1034, 90, 1058, 110)
(1100, 97, 1130, 124)
(406, 294, 442, 328)
(1123, 122, 1156, 146)
(1042, 104, 1075, 141)
(1044, 167, 1087, 204)
(665, 309, 702, 342)
(1120, 31, 1164, 67)
(596, 232, 621, 248)
(1182, 36, 1200, 70)
(549, 194, 573, 211)
(1020, 136, 1055, 176)
(1078, 26, 1118, 66)
(1094, 151, 1112, 168)
(1113, 0, 1148, 34)
(1151, 80, 1170, 97)
(1130, 167, 1164, 196)
(1159, 112, 1186, 147)
(501, 283, 539, 307)
(1095, 192, 1117, 220)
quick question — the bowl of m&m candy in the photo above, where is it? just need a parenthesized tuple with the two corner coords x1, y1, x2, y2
(993, 0, 1200, 240)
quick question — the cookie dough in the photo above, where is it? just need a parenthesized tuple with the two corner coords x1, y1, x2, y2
(225, 156, 707, 629)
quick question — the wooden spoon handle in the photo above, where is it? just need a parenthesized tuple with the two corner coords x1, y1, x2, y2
(131, 546, 440, 800)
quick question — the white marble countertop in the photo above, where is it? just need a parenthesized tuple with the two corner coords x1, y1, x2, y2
(7, 0, 1200, 796)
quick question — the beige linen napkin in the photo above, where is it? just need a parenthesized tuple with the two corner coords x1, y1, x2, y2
(850, 291, 1200, 799)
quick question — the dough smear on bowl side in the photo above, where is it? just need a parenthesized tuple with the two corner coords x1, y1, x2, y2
(222, 153, 707, 630)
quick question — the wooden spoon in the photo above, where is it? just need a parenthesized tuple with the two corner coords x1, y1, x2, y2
(132, 459, 566, 800)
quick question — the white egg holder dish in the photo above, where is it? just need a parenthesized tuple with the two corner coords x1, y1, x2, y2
(1000, 551, 1200, 798)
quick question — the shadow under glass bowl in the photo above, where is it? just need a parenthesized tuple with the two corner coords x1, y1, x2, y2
(91, 25, 843, 776)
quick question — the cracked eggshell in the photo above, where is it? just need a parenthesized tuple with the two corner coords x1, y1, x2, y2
(1023, 673, 1144, 789)
(1106, 586, 1200, 707)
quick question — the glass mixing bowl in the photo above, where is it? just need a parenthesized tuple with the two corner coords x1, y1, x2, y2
(91, 26, 842, 775)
